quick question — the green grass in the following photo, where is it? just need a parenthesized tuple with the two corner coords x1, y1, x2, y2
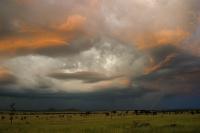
(0, 113, 199, 133)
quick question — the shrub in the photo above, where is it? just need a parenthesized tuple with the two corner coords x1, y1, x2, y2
(1, 116, 5, 120)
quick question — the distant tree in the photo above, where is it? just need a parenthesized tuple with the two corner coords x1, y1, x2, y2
(105, 112, 110, 116)
(85, 111, 91, 116)
(59, 115, 65, 118)
(152, 112, 157, 115)
(1, 116, 5, 120)
(125, 111, 129, 114)
(9, 103, 16, 124)
(110, 111, 117, 119)
(112, 110, 117, 114)
(196, 110, 200, 114)
(190, 111, 195, 115)
(135, 110, 139, 115)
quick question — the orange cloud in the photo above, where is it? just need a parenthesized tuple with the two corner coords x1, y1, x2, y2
(155, 28, 189, 44)
(57, 15, 86, 32)
(0, 15, 91, 57)
(135, 28, 189, 49)
(112, 28, 189, 50)
(0, 34, 68, 55)
(94, 77, 131, 90)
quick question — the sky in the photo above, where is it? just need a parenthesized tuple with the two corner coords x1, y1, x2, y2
(0, 0, 200, 110)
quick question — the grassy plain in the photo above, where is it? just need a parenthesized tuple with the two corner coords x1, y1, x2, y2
(0, 112, 199, 133)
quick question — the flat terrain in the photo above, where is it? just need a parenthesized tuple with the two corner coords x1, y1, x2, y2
(0, 112, 200, 133)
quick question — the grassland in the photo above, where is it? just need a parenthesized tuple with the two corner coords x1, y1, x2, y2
(0, 111, 200, 133)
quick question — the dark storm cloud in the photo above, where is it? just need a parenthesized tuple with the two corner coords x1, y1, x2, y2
(135, 47, 200, 95)
(0, 86, 155, 110)
(148, 45, 179, 63)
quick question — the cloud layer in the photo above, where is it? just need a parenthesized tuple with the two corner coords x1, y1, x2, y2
(0, 0, 200, 110)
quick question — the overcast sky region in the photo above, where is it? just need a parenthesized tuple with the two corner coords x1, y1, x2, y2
(0, 0, 200, 110)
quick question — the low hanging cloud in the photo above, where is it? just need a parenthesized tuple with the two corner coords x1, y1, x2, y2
(49, 71, 122, 83)
(2, 38, 145, 93)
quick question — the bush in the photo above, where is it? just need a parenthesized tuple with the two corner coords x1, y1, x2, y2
(1, 116, 5, 120)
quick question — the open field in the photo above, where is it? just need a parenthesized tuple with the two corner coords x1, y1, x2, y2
(0, 111, 200, 133)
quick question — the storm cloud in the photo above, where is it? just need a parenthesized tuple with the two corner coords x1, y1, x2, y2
(0, 0, 200, 110)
